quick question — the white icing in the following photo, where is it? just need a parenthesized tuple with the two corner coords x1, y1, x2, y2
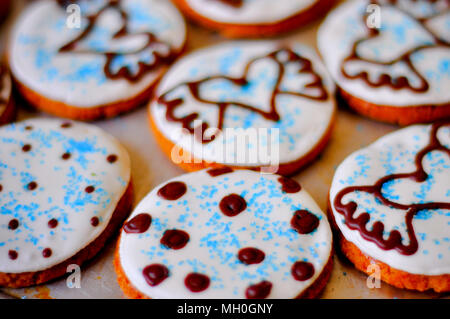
(8, 0, 186, 108)
(150, 41, 335, 168)
(0, 119, 131, 273)
(185, 0, 317, 24)
(329, 123, 450, 275)
(318, 0, 450, 107)
(119, 169, 333, 298)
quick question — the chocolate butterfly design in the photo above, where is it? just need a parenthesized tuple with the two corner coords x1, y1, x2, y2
(334, 121, 450, 256)
(341, 0, 450, 92)
(157, 48, 329, 143)
(58, 0, 176, 83)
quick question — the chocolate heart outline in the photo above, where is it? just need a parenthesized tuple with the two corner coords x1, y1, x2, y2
(58, 0, 177, 83)
(333, 120, 450, 256)
(157, 47, 329, 143)
(340, 0, 450, 92)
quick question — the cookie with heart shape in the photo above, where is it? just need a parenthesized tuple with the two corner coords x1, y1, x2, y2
(0, 118, 132, 288)
(172, 0, 335, 38)
(149, 41, 336, 176)
(0, 65, 15, 126)
(318, 0, 450, 125)
(328, 120, 450, 292)
(115, 169, 333, 299)
(8, 0, 186, 120)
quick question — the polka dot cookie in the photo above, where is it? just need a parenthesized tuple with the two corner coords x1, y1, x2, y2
(329, 120, 450, 292)
(173, 0, 335, 38)
(115, 169, 333, 299)
(149, 41, 336, 176)
(8, 0, 186, 120)
(318, 0, 450, 125)
(0, 118, 132, 288)
(0, 65, 14, 126)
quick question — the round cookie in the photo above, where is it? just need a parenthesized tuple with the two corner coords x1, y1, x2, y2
(8, 0, 186, 120)
(318, 0, 450, 125)
(173, 0, 335, 38)
(0, 118, 132, 288)
(329, 121, 450, 292)
(0, 65, 15, 126)
(149, 41, 336, 176)
(115, 169, 333, 299)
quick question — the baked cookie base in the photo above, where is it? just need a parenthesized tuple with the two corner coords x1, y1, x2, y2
(148, 107, 335, 176)
(327, 202, 450, 293)
(0, 96, 15, 125)
(173, 0, 336, 38)
(339, 88, 450, 126)
(11, 73, 162, 121)
(114, 240, 334, 299)
(0, 182, 133, 288)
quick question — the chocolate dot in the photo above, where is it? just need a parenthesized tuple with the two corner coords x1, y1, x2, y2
(8, 250, 18, 260)
(245, 281, 272, 299)
(27, 181, 38, 191)
(160, 229, 189, 250)
(291, 261, 315, 281)
(107, 154, 118, 163)
(22, 144, 32, 152)
(42, 248, 52, 258)
(61, 152, 71, 160)
(85, 186, 95, 193)
(124, 213, 151, 234)
(0, 184, 2, 192)
(157, 181, 187, 200)
(219, 194, 247, 217)
(8, 219, 19, 230)
(278, 176, 301, 193)
(238, 247, 265, 265)
(207, 167, 233, 177)
(291, 210, 319, 234)
(142, 264, 169, 287)
(185, 273, 210, 293)
(90, 217, 99, 227)
(61, 122, 72, 128)
(48, 219, 58, 229)
(24, 125, 33, 131)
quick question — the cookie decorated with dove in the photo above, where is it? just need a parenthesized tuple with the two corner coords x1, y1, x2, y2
(172, 0, 335, 38)
(0, 118, 132, 288)
(8, 0, 186, 120)
(318, 0, 450, 125)
(115, 168, 333, 299)
(329, 120, 450, 292)
(149, 41, 336, 176)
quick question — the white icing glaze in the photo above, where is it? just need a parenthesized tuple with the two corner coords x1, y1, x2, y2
(329, 122, 450, 275)
(150, 41, 335, 167)
(9, 0, 186, 108)
(0, 118, 131, 273)
(119, 169, 333, 298)
(318, 0, 450, 107)
(184, 0, 318, 24)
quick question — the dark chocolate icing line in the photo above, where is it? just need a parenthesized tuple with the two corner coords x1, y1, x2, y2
(340, 0, 449, 92)
(333, 120, 450, 255)
(157, 48, 329, 143)
(58, 0, 177, 83)
(211, 0, 244, 7)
